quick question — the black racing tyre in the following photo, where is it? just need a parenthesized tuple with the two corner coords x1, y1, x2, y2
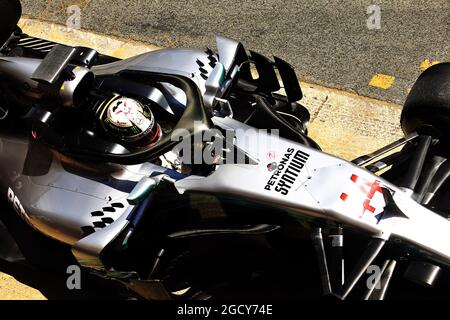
(0, 0, 21, 47)
(401, 62, 450, 136)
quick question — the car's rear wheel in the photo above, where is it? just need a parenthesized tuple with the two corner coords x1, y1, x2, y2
(0, 0, 21, 48)
(401, 63, 450, 137)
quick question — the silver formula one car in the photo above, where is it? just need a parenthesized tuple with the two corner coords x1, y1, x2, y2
(0, 0, 449, 300)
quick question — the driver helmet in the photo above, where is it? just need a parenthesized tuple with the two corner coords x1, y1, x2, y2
(97, 94, 161, 148)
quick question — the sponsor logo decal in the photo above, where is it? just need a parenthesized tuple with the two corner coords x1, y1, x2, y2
(264, 148, 310, 195)
(7, 187, 32, 225)
(267, 151, 277, 160)
(340, 174, 388, 223)
(340, 174, 383, 215)
(267, 162, 277, 172)
(340, 174, 408, 223)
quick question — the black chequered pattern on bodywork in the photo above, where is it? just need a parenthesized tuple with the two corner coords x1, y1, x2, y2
(81, 202, 125, 237)
(195, 49, 218, 80)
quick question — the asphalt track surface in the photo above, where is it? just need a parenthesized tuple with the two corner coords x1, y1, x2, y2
(20, 0, 449, 105)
